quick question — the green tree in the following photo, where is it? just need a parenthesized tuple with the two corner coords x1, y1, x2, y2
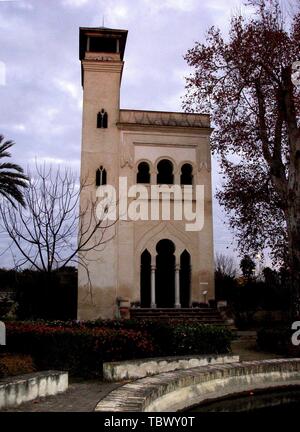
(0, 135, 28, 207)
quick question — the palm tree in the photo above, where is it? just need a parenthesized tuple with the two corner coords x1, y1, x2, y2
(0, 135, 28, 207)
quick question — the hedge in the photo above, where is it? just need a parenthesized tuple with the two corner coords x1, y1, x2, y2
(257, 327, 300, 356)
(4, 320, 234, 377)
(5, 322, 155, 377)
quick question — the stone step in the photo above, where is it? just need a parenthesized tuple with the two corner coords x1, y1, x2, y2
(130, 313, 222, 317)
(131, 308, 219, 314)
(130, 307, 229, 326)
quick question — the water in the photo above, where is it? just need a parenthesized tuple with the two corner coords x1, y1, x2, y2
(188, 388, 300, 412)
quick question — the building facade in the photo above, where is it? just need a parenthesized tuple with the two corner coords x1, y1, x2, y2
(78, 27, 214, 320)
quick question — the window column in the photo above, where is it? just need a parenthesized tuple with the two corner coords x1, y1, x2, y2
(150, 262, 157, 309)
(175, 263, 181, 308)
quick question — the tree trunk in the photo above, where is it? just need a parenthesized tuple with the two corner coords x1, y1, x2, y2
(286, 201, 300, 320)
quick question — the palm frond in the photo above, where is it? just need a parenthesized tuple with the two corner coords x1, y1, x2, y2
(0, 165, 25, 174)
(0, 135, 28, 207)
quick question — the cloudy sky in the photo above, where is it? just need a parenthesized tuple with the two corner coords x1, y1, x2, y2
(0, 0, 252, 268)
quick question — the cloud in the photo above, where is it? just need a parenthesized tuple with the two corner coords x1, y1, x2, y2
(54, 78, 82, 109)
(0, 0, 249, 267)
(141, 0, 196, 13)
(13, 123, 26, 132)
(62, 0, 90, 7)
(28, 156, 80, 167)
(16, 1, 33, 10)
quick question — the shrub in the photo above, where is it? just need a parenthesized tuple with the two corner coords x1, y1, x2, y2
(5, 322, 155, 377)
(0, 268, 77, 321)
(257, 327, 300, 356)
(84, 319, 233, 356)
(4, 320, 234, 377)
(0, 354, 35, 378)
(167, 322, 233, 355)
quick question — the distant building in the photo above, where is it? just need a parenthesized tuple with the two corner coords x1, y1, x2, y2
(78, 27, 214, 320)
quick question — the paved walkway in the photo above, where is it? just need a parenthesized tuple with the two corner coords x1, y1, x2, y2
(1, 381, 122, 412)
(1, 333, 285, 412)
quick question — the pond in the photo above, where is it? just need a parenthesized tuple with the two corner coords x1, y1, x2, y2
(188, 388, 300, 412)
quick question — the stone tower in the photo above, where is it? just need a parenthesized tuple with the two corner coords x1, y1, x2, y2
(78, 27, 127, 319)
(78, 27, 215, 320)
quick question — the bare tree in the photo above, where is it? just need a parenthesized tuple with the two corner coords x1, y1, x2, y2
(0, 165, 116, 276)
(215, 253, 237, 279)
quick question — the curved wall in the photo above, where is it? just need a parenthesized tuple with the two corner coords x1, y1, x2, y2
(95, 359, 300, 412)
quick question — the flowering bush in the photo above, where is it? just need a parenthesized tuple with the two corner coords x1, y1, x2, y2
(5, 322, 155, 377)
(4, 320, 233, 377)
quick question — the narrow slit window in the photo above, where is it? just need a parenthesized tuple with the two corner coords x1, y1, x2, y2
(97, 109, 108, 128)
(96, 166, 107, 186)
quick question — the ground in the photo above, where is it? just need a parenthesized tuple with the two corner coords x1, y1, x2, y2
(1, 332, 284, 412)
(231, 331, 282, 362)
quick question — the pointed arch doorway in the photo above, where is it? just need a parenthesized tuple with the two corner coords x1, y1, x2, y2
(155, 239, 175, 308)
(139, 240, 192, 309)
(180, 250, 191, 307)
(140, 249, 151, 308)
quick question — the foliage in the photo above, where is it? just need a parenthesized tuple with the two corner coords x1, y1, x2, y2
(216, 270, 290, 310)
(0, 268, 77, 320)
(184, 0, 300, 316)
(257, 326, 300, 355)
(0, 135, 28, 208)
(0, 354, 35, 378)
(240, 255, 256, 280)
(5, 321, 156, 377)
(165, 322, 233, 355)
(4, 320, 234, 377)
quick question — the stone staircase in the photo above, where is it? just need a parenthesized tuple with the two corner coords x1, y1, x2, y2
(130, 307, 229, 325)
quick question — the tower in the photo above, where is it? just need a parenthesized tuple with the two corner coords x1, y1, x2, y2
(78, 27, 215, 321)
(78, 27, 128, 319)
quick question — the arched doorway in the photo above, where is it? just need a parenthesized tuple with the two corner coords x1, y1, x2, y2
(155, 239, 175, 308)
(140, 249, 151, 307)
(180, 250, 191, 307)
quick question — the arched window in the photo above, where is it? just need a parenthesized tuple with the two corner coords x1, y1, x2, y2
(180, 163, 193, 185)
(137, 162, 150, 184)
(157, 159, 174, 184)
(96, 166, 107, 186)
(97, 109, 108, 128)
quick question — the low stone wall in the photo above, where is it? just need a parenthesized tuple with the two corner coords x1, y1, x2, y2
(96, 359, 300, 412)
(0, 371, 68, 409)
(103, 354, 239, 382)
